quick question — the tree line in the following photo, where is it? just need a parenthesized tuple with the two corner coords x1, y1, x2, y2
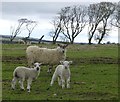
(10, 1, 120, 44)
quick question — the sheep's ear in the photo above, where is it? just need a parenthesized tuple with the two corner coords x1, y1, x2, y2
(58, 44, 62, 47)
(64, 44, 69, 48)
(63, 44, 68, 48)
(69, 61, 73, 64)
(60, 61, 64, 64)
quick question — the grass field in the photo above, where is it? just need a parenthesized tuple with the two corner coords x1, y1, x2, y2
(2, 44, 118, 101)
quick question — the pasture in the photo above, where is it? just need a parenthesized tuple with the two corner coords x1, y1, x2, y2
(2, 44, 118, 101)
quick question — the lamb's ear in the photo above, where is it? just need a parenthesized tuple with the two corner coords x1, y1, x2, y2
(34, 63, 36, 66)
(69, 61, 73, 64)
(60, 61, 64, 64)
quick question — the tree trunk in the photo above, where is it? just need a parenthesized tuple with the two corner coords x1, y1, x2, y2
(52, 40, 56, 44)
(98, 30, 106, 44)
(98, 18, 107, 44)
(88, 38, 92, 45)
(88, 35, 93, 45)
(38, 35, 44, 44)
(10, 38, 13, 42)
(52, 37, 56, 44)
(10, 36, 15, 42)
(70, 40, 74, 44)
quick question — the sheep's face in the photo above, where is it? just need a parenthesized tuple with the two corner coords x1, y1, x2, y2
(60, 61, 72, 69)
(57, 44, 68, 53)
(34, 62, 42, 71)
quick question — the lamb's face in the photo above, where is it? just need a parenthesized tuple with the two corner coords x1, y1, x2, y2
(57, 44, 68, 53)
(60, 61, 72, 69)
(34, 62, 42, 71)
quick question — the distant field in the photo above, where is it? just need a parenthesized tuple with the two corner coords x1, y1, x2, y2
(2, 44, 118, 101)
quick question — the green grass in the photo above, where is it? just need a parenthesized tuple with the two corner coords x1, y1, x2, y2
(2, 44, 118, 101)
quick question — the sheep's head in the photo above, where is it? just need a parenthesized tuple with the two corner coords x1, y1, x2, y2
(57, 44, 68, 53)
(34, 62, 42, 71)
(60, 61, 72, 69)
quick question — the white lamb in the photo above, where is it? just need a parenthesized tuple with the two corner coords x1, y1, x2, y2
(50, 61, 72, 89)
(11, 62, 42, 93)
(26, 44, 68, 72)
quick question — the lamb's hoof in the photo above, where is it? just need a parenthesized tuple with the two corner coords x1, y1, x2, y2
(27, 89, 30, 93)
(11, 88, 15, 90)
(47, 71, 51, 73)
(46, 87, 50, 90)
(21, 88, 25, 91)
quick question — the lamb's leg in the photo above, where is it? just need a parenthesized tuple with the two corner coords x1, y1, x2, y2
(11, 77, 17, 90)
(67, 77, 70, 88)
(19, 78, 25, 90)
(50, 72, 57, 86)
(61, 77, 65, 89)
(27, 78, 32, 93)
(58, 76, 62, 86)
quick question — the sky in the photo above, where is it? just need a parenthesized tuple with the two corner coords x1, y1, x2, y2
(0, 0, 119, 43)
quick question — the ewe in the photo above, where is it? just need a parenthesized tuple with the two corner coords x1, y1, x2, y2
(50, 61, 72, 89)
(11, 62, 41, 92)
(26, 44, 68, 73)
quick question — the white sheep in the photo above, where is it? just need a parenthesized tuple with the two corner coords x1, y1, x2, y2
(11, 62, 42, 93)
(18, 39, 25, 44)
(50, 61, 72, 89)
(26, 44, 68, 72)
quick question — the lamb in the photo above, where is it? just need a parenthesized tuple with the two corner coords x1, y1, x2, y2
(50, 61, 72, 89)
(26, 44, 68, 72)
(11, 62, 42, 93)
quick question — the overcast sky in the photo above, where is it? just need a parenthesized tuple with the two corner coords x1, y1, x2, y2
(2, 2, 90, 21)
(0, 1, 119, 43)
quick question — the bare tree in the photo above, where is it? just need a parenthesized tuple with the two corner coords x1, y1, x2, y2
(61, 6, 88, 44)
(88, 2, 115, 44)
(49, 15, 63, 44)
(10, 18, 37, 43)
(97, 2, 115, 44)
(111, 2, 120, 28)
(88, 3, 105, 44)
(26, 20, 37, 38)
(23, 20, 37, 43)
(10, 18, 27, 42)
(50, 5, 88, 44)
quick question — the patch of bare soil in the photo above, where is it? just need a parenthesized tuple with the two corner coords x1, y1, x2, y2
(77, 92, 117, 100)
(67, 57, 119, 64)
(2, 56, 27, 64)
(2, 56, 119, 64)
